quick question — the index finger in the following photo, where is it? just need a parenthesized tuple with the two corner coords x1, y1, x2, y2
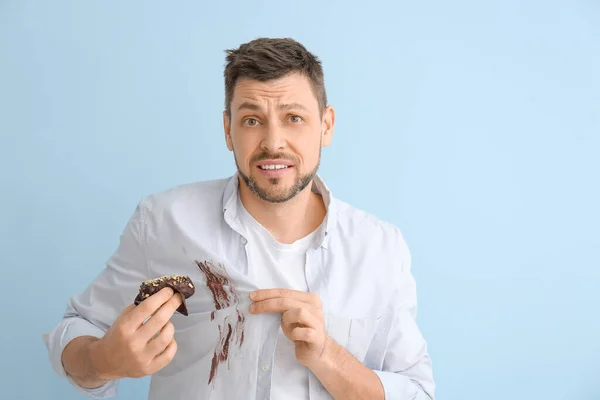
(128, 287, 175, 326)
(250, 289, 320, 306)
(138, 293, 183, 340)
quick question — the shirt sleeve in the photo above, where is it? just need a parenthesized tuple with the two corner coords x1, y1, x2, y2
(42, 200, 150, 399)
(373, 232, 435, 400)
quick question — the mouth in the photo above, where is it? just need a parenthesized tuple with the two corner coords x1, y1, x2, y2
(255, 161, 294, 177)
(257, 164, 292, 171)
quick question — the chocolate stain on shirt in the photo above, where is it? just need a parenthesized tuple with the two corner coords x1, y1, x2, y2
(236, 311, 245, 346)
(196, 260, 246, 385)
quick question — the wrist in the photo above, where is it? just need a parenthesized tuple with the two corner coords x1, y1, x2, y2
(307, 336, 338, 373)
(87, 339, 117, 383)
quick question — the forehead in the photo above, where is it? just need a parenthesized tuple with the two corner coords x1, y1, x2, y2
(231, 73, 319, 111)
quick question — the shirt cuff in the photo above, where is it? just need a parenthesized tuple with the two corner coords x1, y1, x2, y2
(43, 317, 119, 399)
(374, 370, 430, 400)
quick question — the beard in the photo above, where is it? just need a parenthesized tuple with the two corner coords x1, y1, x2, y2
(235, 148, 321, 204)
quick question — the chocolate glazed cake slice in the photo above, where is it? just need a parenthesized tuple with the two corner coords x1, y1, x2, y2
(134, 275, 196, 316)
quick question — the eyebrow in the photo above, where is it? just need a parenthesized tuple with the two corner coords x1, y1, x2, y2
(237, 102, 261, 112)
(278, 102, 308, 112)
(237, 102, 309, 112)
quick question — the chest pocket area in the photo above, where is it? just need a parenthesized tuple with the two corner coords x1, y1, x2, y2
(309, 314, 384, 399)
(324, 313, 382, 362)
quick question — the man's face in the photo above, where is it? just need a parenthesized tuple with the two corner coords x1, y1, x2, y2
(223, 73, 334, 203)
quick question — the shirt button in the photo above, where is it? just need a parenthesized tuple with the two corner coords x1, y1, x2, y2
(241, 237, 247, 245)
(261, 364, 270, 372)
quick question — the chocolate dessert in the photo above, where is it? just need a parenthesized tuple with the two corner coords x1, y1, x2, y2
(134, 275, 195, 316)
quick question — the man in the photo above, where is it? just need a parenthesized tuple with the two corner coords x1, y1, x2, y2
(43, 37, 435, 400)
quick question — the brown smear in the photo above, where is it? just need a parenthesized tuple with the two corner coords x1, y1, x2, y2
(197, 260, 234, 309)
(236, 311, 246, 346)
(196, 260, 246, 385)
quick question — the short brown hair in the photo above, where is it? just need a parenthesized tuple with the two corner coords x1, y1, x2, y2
(224, 38, 327, 115)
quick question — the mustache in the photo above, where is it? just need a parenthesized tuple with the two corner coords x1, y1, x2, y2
(250, 152, 297, 164)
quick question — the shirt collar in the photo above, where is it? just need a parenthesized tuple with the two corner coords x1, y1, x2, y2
(222, 173, 336, 249)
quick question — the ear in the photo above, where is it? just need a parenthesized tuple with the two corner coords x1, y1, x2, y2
(223, 110, 234, 151)
(321, 106, 335, 147)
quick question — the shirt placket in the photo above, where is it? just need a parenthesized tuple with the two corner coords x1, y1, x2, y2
(230, 214, 280, 399)
(305, 246, 332, 399)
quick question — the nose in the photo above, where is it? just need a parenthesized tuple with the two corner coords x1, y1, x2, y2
(260, 122, 286, 153)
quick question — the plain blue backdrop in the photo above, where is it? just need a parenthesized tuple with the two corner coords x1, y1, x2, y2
(1, 1, 599, 399)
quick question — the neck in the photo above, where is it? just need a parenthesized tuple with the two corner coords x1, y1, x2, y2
(238, 176, 327, 244)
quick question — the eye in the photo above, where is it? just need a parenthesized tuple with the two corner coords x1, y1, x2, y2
(243, 118, 260, 127)
(289, 115, 303, 123)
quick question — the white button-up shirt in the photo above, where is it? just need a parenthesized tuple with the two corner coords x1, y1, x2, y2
(43, 175, 435, 399)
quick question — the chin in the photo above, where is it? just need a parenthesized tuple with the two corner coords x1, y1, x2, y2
(257, 179, 291, 193)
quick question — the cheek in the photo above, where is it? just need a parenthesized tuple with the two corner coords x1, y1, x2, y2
(231, 133, 260, 167)
(295, 135, 322, 164)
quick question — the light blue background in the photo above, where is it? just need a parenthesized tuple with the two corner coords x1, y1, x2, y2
(1, 1, 599, 399)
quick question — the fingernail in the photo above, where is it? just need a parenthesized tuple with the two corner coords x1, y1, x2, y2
(249, 304, 255, 313)
(249, 292, 257, 300)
